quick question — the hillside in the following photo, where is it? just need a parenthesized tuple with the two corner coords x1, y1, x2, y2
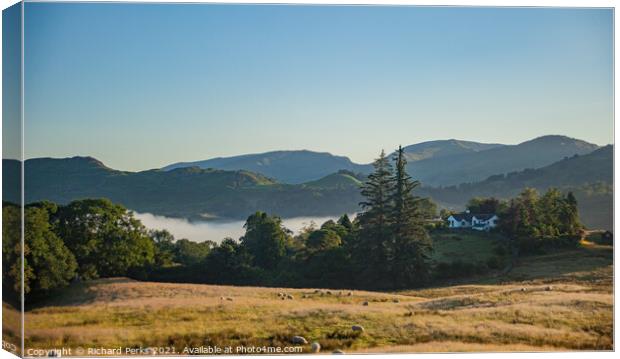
(303, 170, 364, 189)
(2, 157, 361, 220)
(400, 139, 504, 162)
(3, 138, 610, 226)
(9, 241, 612, 353)
(163, 150, 372, 184)
(421, 145, 613, 229)
(409, 135, 599, 186)
(160, 136, 598, 186)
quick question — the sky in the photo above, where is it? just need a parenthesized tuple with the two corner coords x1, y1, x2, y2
(12, 3, 614, 171)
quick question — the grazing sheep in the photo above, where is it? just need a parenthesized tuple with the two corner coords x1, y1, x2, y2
(362, 301, 369, 306)
(286, 294, 294, 300)
(220, 296, 225, 300)
(291, 336, 308, 345)
(311, 342, 321, 353)
(326, 290, 332, 295)
(351, 325, 365, 332)
(546, 285, 553, 291)
(314, 289, 321, 294)
(392, 299, 400, 303)
(347, 291, 352, 296)
(278, 292, 285, 297)
(520, 287, 527, 292)
(332, 349, 345, 354)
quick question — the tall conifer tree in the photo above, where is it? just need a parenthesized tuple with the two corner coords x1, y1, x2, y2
(388, 146, 433, 287)
(356, 150, 394, 287)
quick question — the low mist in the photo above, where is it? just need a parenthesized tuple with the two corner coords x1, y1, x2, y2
(133, 212, 352, 243)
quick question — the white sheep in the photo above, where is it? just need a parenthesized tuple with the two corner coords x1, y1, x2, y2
(287, 294, 294, 300)
(333, 349, 345, 354)
(310, 342, 321, 353)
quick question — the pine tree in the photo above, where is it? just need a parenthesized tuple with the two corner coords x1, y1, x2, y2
(356, 150, 394, 288)
(561, 191, 582, 235)
(388, 146, 433, 288)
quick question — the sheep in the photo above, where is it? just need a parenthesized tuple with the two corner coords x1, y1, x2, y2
(332, 349, 345, 354)
(326, 290, 332, 295)
(392, 298, 400, 303)
(278, 292, 285, 297)
(310, 342, 321, 353)
(362, 301, 369, 306)
(314, 289, 321, 294)
(545, 285, 553, 291)
(287, 294, 294, 300)
(347, 291, 353, 296)
(520, 287, 527, 292)
(351, 325, 365, 332)
(291, 336, 308, 345)
(220, 296, 225, 300)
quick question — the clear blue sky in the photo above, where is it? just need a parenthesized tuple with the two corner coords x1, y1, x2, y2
(21, 3, 613, 171)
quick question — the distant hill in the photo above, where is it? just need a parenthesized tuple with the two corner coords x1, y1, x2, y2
(408, 135, 599, 186)
(2, 156, 361, 220)
(162, 136, 598, 186)
(162, 150, 372, 184)
(2, 137, 610, 228)
(303, 170, 364, 189)
(399, 139, 504, 162)
(421, 145, 613, 230)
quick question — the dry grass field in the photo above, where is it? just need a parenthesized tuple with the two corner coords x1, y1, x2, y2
(3, 240, 613, 355)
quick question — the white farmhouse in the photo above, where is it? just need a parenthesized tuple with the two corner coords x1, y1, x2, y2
(447, 212, 498, 231)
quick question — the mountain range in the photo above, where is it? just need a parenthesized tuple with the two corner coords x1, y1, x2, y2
(2, 135, 612, 229)
(163, 135, 599, 186)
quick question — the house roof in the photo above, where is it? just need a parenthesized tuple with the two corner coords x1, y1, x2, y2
(450, 213, 474, 222)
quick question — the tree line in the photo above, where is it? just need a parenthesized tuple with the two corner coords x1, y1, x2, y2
(2, 148, 584, 303)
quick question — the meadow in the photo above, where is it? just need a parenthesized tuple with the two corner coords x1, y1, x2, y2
(4, 232, 612, 355)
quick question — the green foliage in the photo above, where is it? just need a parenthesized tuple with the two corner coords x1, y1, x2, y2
(388, 146, 433, 287)
(306, 229, 342, 251)
(466, 197, 506, 214)
(173, 239, 215, 266)
(500, 188, 583, 254)
(3, 204, 25, 297)
(53, 199, 155, 279)
(203, 238, 264, 285)
(356, 150, 395, 286)
(3, 204, 77, 297)
(241, 212, 292, 270)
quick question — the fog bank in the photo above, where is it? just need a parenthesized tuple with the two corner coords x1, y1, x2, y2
(133, 212, 351, 243)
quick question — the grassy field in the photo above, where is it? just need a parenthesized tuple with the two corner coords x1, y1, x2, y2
(3, 238, 613, 355)
(430, 230, 508, 264)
